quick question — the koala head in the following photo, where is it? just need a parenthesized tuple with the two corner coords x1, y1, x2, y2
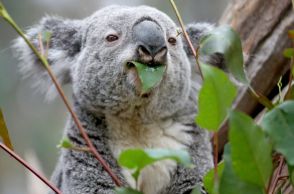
(14, 5, 214, 120)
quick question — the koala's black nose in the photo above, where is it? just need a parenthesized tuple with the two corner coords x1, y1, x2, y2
(133, 20, 167, 63)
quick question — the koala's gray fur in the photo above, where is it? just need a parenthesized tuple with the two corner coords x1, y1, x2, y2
(13, 5, 224, 194)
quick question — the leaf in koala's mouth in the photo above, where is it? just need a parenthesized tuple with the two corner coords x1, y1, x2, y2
(127, 61, 166, 95)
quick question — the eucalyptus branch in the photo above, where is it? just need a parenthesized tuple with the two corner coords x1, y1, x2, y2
(267, 157, 285, 194)
(0, 1, 122, 187)
(0, 142, 62, 194)
(169, 0, 204, 80)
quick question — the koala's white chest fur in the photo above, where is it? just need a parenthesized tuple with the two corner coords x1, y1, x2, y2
(106, 115, 193, 194)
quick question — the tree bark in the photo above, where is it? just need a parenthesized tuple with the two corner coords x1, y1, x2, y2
(217, 1, 294, 193)
(217, 0, 293, 149)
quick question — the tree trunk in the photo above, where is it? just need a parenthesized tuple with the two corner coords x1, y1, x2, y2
(217, 0, 293, 150)
(217, 0, 294, 193)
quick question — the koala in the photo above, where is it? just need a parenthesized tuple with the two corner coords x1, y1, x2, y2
(13, 5, 223, 194)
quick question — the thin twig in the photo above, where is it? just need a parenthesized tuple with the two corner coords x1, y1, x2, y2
(268, 157, 285, 194)
(0, 2, 122, 187)
(45, 67, 122, 186)
(0, 142, 62, 194)
(267, 166, 275, 194)
(277, 175, 289, 181)
(249, 86, 274, 109)
(285, 57, 293, 100)
(169, 0, 204, 80)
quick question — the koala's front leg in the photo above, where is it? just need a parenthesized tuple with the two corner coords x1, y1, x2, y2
(161, 127, 213, 194)
(55, 149, 124, 194)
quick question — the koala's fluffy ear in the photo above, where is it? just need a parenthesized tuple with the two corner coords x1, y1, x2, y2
(183, 23, 225, 71)
(13, 16, 83, 100)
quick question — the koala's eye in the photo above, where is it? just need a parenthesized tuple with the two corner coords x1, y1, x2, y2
(168, 37, 177, 45)
(106, 34, 119, 42)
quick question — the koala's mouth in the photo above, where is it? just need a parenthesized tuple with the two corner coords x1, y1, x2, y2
(126, 61, 166, 96)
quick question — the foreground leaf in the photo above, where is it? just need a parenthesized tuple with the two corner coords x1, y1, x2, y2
(261, 101, 294, 165)
(115, 187, 142, 194)
(196, 64, 237, 131)
(199, 25, 248, 84)
(118, 148, 192, 181)
(0, 109, 13, 150)
(219, 144, 264, 194)
(128, 61, 166, 95)
(229, 111, 272, 187)
(204, 162, 224, 194)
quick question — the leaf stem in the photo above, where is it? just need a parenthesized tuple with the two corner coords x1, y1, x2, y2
(285, 57, 294, 100)
(0, 142, 62, 194)
(0, 1, 122, 187)
(249, 86, 274, 110)
(169, 0, 204, 80)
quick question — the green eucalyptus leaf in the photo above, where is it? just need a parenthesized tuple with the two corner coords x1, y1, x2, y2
(283, 48, 294, 58)
(118, 148, 192, 181)
(57, 137, 73, 149)
(115, 187, 143, 194)
(229, 111, 273, 187)
(199, 25, 248, 84)
(129, 61, 166, 95)
(219, 144, 264, 194)
(0, 109, 13, 150)
(261, 101, 294, 165)
(203, 162, 224, 194)
(196, 64, 237, 131)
